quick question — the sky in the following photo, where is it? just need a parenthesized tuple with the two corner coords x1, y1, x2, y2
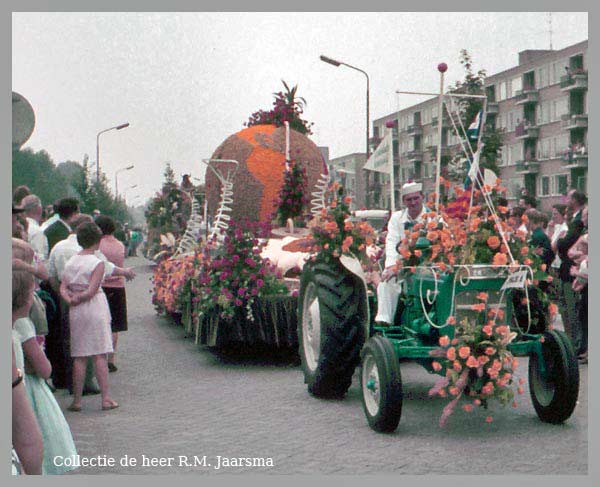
(12, 12, 588, 204)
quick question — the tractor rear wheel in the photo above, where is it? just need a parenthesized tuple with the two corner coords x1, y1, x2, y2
(360, 335, 403, 433)
(298, 260, 367, 398)
(529, 330, 579, 424)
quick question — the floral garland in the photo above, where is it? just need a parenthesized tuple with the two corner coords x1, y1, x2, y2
(151, 254, 197, 314)
(428, 296, 522, 427)
(274, 160, 308, 226)
(393, 178, 559, 425)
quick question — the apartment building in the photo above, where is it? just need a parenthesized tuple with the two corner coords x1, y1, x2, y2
(364, 39, 588, 212)
(328, 152, 367, 209)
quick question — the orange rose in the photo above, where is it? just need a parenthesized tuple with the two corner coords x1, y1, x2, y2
(439, 335, 450, 347)
(458, 346, 471, 359)
(446, 347, 456, 361)
(466, 356, 479, 368)
(487, 236, 501, 249)
(432, 361, 442, 372)
(463, 404, 474, 413)
(493, 252, 508, 266)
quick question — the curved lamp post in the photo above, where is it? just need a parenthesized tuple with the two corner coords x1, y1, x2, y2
(115, 164, 134, 199)
(320, 55, 370, 159)
(96, 122, 130, 182)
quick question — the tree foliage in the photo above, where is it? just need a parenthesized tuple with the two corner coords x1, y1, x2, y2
(447, 49, 504, 178)
(12, 148, 131, 223)
(245, 80, 314, 135)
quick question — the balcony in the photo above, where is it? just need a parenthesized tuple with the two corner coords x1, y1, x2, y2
(562, 147, 588, 169)
(486, 102, 499, 115)
(515, 122, 539, 140)
(560, 70, 588, 92)
(561, 113, 588, 130)
(514, 88, 539, 106)
(426, 145, 451, 157)
(515, 159, 540, 174)
(406, 149, 423, 162)
(407, 123, 423, 136)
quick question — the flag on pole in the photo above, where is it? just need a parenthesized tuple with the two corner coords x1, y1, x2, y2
(466, 110, 483, 141)
(363, 132, 393, 174)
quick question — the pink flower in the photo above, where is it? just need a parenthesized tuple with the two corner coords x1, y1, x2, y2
(458, 346, 471, 359)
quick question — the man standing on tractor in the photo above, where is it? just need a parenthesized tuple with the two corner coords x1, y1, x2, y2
(374, 181, 429, 326)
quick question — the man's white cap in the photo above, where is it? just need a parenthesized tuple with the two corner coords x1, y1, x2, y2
(401, 181, 422, 197)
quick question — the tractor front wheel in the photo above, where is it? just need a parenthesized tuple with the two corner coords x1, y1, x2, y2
(529, 330, 579, 424)
(360, 335, 403, 433)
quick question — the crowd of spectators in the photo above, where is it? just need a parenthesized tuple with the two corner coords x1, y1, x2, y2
(11, 186, 136, 475)
(515, 188, 588, 364)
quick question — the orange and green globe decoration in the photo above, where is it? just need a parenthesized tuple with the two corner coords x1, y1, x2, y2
(206, 124, 327, 223)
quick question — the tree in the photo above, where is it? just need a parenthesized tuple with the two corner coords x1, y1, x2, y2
(245, 80, 314, 135)
(446, 49, 504, 179)
(12, 148, 76, 204)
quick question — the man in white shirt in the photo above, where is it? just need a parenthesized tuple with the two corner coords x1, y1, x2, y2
(21, 195, 49, 263)
(374, 182, 429, 325)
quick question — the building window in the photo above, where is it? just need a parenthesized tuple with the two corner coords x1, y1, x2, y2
(539, 174, 569, 197)
(499, 81, 507, 101)
(576, 175, 587, 193)
(512, 76, 522, 96)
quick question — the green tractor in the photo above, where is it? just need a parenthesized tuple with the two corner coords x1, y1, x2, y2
(297, 255, 579, 433)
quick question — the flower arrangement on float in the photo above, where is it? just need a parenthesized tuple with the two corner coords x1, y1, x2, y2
(281, 182, 381, 282)
(151, 220, 290, 323)
(189, 220, 290, 322)
(274, 160, 309, 227)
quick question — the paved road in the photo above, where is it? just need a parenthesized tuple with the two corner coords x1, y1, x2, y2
(56, 256, 588, 475)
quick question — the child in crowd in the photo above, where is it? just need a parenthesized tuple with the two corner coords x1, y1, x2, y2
(60, 222, 118, 412)
(12, 268, 78, 475)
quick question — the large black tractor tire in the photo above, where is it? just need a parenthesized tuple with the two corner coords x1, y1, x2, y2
(529, 329, 579, 424)
(360, 335, 403, 433)
(297, 260, 367, 399)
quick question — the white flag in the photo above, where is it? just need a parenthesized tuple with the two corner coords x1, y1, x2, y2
(467, 147, 480, 181)
(364, 132, 393, 174)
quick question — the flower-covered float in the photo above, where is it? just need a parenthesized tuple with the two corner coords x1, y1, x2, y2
(151, 82, 331, 351)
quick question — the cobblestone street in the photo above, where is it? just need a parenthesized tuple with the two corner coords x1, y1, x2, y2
(56, 256, 588, 475)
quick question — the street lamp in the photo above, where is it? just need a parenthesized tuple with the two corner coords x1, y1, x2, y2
(123, 184, 137, 206)
(320, 54, 370, 200)
(96, 122, 130, 182)
(115, 164, 134, 199)
(123, 184, 138, 205)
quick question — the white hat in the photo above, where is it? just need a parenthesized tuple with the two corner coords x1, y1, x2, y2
(401, 181, 422, 197)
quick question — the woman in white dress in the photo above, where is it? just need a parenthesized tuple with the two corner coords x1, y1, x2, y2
(60, 222, 118, 412)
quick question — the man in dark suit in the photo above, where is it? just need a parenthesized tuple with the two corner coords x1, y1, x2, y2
(526, 209, 554, 269)
(43, 197, 80, 253)
(42, 197, 80, 389)
(556, 189, 587, 355)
